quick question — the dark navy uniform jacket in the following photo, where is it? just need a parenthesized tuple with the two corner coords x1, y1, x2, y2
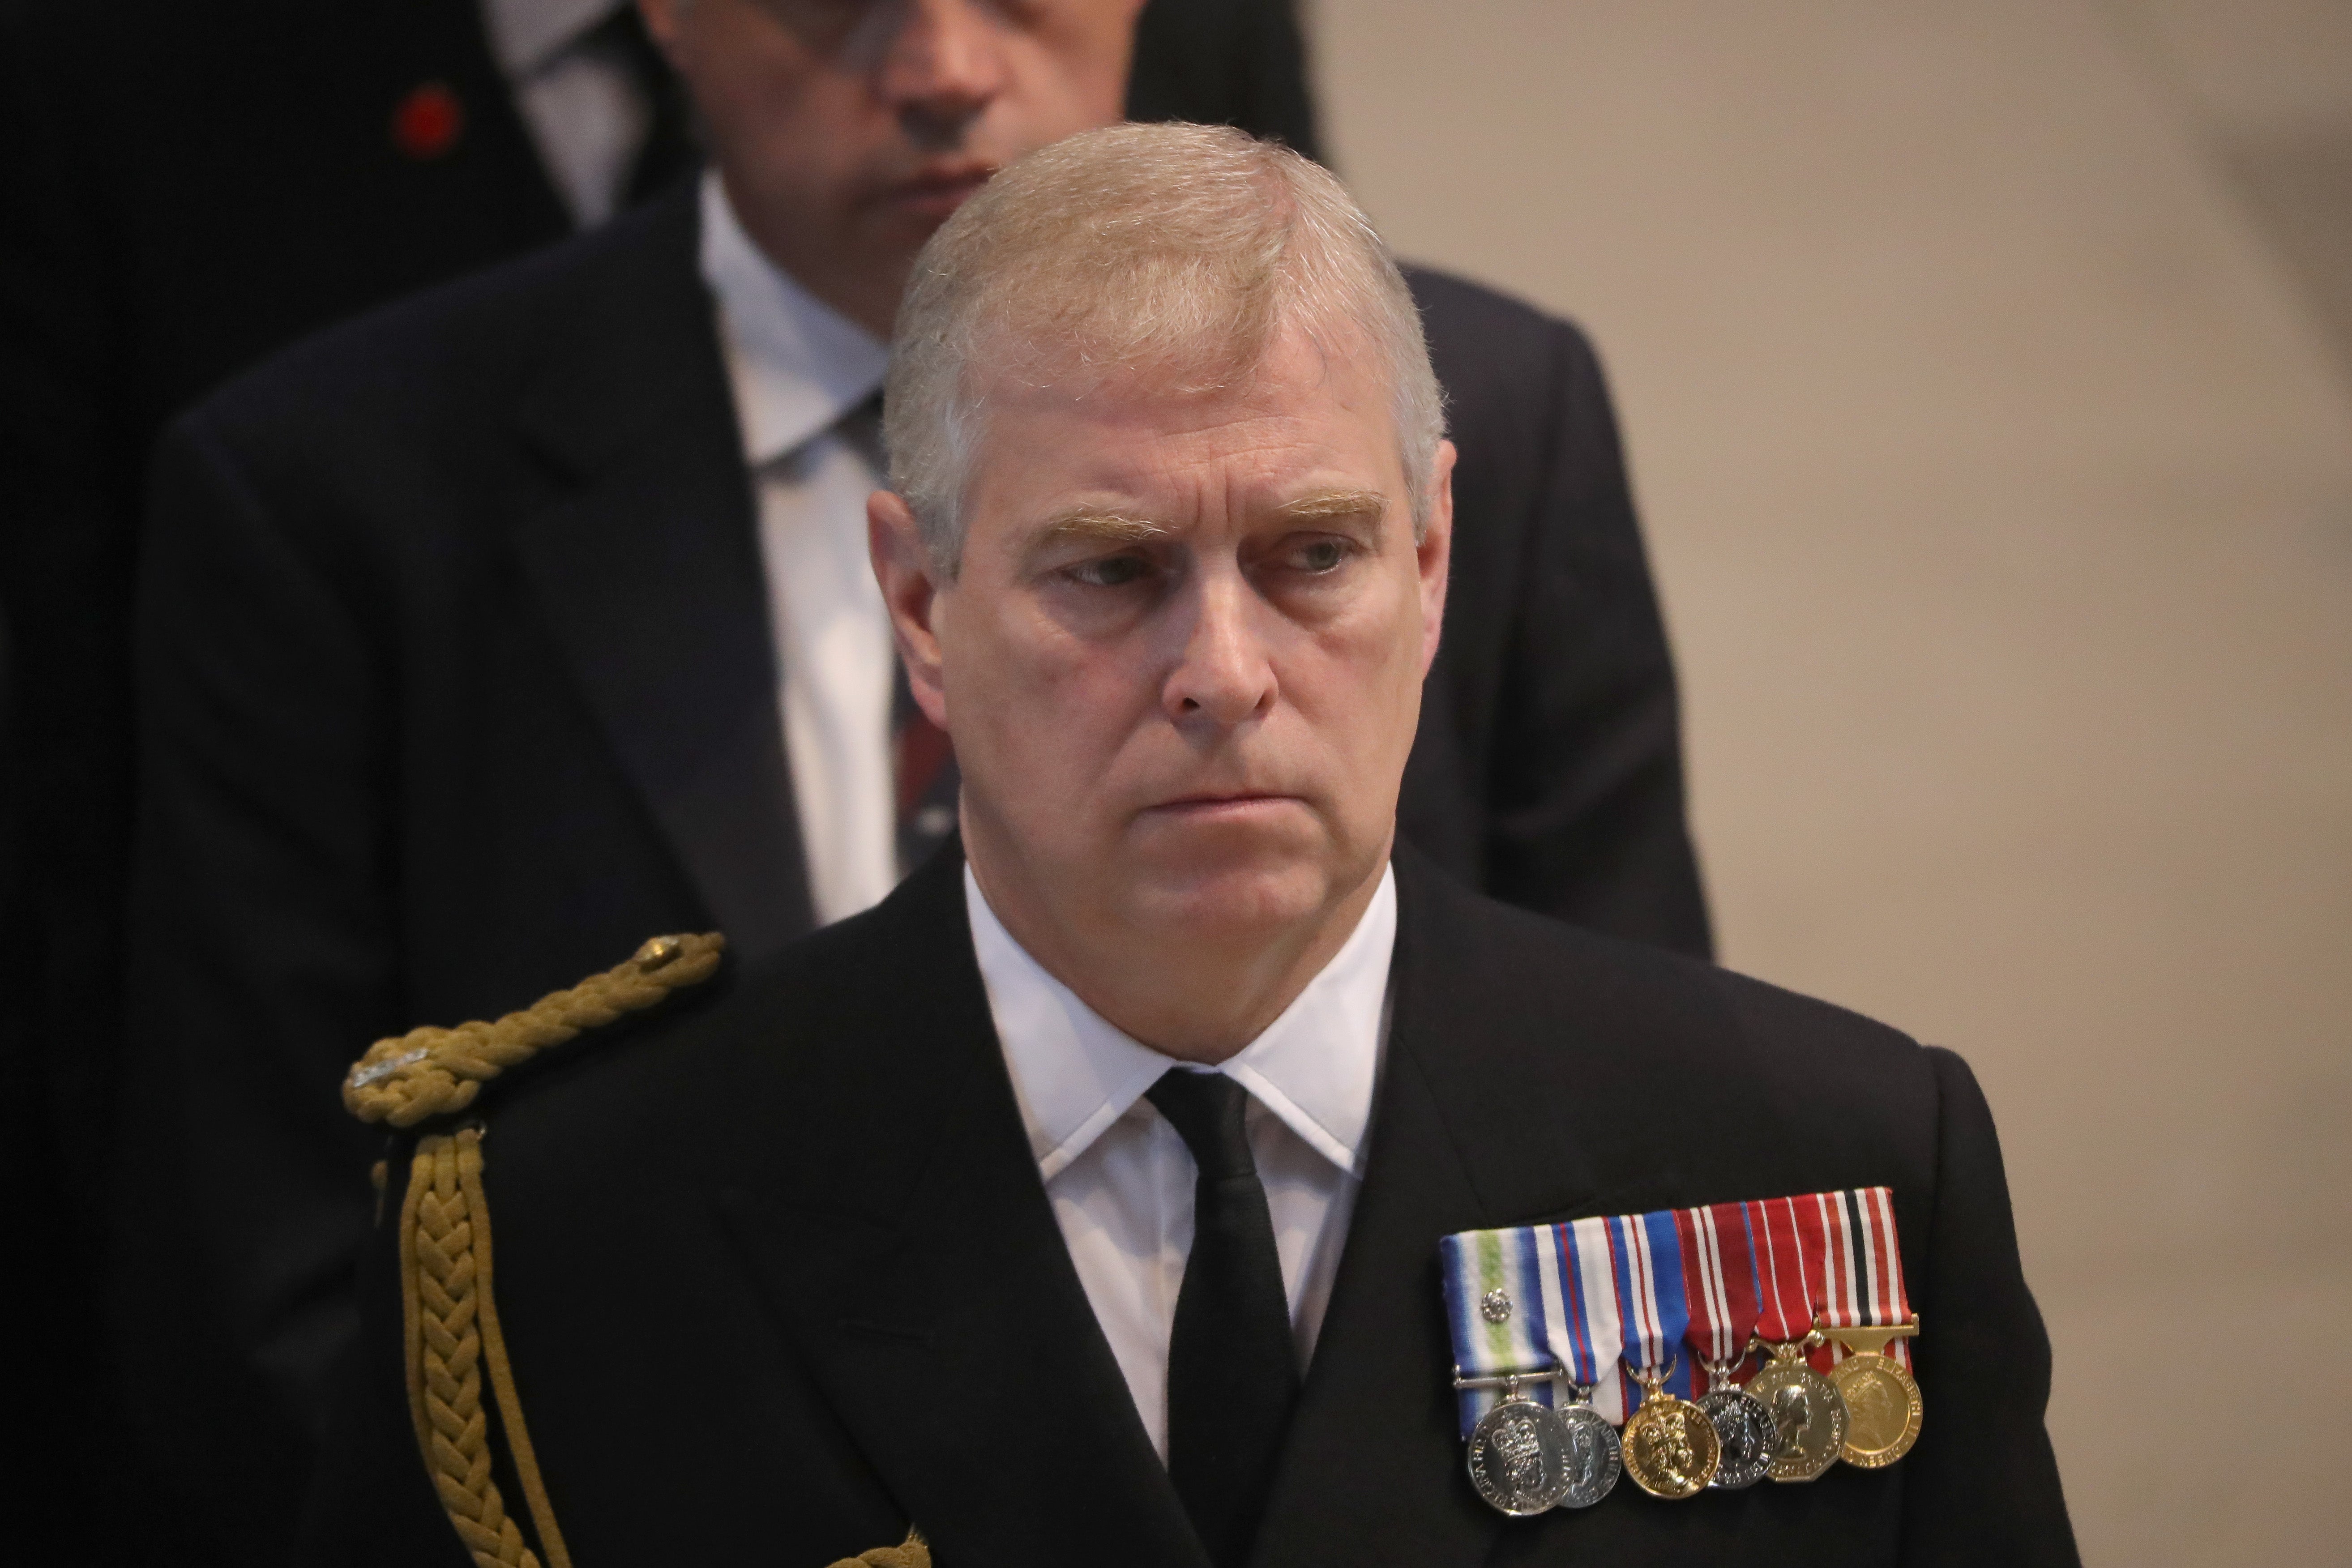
(303, 846, 2072, 1567)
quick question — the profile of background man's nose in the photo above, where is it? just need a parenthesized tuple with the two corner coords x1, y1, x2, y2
(881, 0, 1010, 140)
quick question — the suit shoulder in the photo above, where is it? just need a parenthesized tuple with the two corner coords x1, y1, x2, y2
(1400, 862, 1946, 1219)
(179, 191, 697, 442)
(399, 883, 958, 1164)
(1407, 860, 1929, 1101)
(1403, 265, 1599, 372)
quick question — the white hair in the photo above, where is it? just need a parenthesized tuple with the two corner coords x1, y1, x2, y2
(883, 121, 1448, 577)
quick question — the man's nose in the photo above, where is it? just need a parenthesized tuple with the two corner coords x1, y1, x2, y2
(1162, 573, 1278, 728)
(879, 0, 1008, 142)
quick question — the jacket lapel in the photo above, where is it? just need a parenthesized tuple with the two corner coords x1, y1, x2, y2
(508, 190, 814, 961)
(714, 852, 1209, 1568)
(1252, 848, 1609, 1564)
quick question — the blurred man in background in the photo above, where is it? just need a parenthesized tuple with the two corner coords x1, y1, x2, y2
(0, 1, 1313, 1559)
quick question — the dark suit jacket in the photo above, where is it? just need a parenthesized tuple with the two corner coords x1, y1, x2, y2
(300, 844, 2070, 1566)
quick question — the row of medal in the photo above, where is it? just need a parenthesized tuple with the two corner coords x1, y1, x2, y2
(1438, 1187, 1924, 1516)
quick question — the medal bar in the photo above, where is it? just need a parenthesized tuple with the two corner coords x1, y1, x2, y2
(1438, 1186, 1924, 1519)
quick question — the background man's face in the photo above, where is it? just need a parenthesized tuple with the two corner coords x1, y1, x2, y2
(642, 0, 1143, 333)
(930, 325, 1454, 957)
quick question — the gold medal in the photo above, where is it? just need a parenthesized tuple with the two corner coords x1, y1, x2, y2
(1823, 1320, 1922, 1467)
(1619, 1367, 1720, 1499)
(1747, 1336, 1847, 1483)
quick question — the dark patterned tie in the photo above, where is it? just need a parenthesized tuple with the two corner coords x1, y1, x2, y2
(589, 4, 701, 206)
(1145, 1069, 1300, 1568)
(830, 394, 961, 873)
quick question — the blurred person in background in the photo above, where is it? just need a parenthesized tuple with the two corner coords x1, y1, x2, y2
(0, 0, 1313, 1559)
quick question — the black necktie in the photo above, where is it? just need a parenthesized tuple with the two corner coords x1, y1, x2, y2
(1146, 1069, 1300, 1568)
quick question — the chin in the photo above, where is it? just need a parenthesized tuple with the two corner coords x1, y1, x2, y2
(1129, 872, 1329, 948)
(1120, 833, 1343, 946)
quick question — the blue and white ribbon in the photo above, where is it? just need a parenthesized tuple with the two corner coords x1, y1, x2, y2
(1438, 1218, 1629, 1435)
(1606, 1209, 1700, 1400)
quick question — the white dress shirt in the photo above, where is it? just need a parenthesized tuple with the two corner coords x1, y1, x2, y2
(967, 863, 1397, 1459)
(699, 174, 901, 926)
(483, 0, 647, 228)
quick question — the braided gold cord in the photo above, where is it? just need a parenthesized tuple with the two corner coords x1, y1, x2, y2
(828, 1528, 930, 1568)
(347, 932, 724, 1127)
(402, 1130, 539, 1568)
(378, 932, 923, 1566)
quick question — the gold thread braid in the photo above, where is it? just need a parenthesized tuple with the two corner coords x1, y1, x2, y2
(347, 932, 724, 1127)
(828, 1528, 930, 1568)
(381, 937, 922, 1567)
(402, 1130, 541, 1568)
(464, 1129, 573, 1568)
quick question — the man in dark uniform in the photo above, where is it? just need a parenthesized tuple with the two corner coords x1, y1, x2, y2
(303, 124, 2071, 1567)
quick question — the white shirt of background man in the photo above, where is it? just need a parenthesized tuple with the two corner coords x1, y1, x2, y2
(700, 172, 901, 926)
(967, 862, 1398, 1459)
(483, 0, 647, 227)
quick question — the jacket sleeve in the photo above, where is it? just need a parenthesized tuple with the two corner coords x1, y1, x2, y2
(124, 408, 401, 1477)
(1481, 318, 1713, 957)
(1902, 1046, 2079, 1565)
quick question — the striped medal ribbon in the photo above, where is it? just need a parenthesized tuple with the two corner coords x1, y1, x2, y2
(1672, 1201, 1775, 1489)
(1806, 1186, 1924, 1467)
(1608, 1211, 1720, 1497)
(1745, 1194, 1851, 1480)
(1435, 1187, 1921, 1514)
(1438, 1221, 1624, 1512)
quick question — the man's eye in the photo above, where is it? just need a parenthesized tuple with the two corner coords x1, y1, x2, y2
(1066, 555, 1154, 588)
(1287, 538, 1352, 573)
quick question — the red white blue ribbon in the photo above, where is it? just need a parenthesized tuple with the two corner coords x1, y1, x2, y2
(1606, 1210, 1698, 1399)
(1748, 1194, 1822, 1347)
(1672, 1200, 1762, 1378)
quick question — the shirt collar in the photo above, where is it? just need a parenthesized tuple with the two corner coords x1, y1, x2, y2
(482, 0, 623, 77)
(966, 862, 1397, 1182)
(697, 171, 891, 467)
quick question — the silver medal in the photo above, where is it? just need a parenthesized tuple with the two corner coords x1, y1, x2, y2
(1697, 1387, 1776, 1490)
(1549, 1400, 1623, 1509)
(1465, 1397, 1578, 1516)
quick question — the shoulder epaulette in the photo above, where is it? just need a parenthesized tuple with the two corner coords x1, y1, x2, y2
(346, 931, 924, 1568)
(342, 934, 730, 1568)
(342, 931, 726, 1128)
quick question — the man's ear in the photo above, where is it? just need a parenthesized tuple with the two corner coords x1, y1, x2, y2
(869, 490, 951, 729)
(1416, 440, 1456, 677)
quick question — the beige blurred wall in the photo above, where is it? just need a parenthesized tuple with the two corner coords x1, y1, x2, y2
(1305, 1, 2352, 1560)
